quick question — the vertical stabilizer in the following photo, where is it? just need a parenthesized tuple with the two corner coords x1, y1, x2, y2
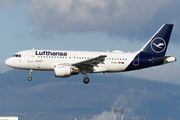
(139, 24, 173, 56)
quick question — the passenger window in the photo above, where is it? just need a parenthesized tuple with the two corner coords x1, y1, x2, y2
(114, 58, 116, 60)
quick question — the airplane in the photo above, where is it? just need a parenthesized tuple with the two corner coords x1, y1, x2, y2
(5, 24, 176, 84)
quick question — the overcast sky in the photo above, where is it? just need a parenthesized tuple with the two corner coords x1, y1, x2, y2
(0, 0, 180, 84)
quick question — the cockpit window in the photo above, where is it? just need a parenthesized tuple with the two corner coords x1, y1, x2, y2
(13, 54, 22, 57)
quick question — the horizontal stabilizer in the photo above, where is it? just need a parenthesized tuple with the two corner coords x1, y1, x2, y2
(150, 56, 176, 64)
(150, 56, 171, 62)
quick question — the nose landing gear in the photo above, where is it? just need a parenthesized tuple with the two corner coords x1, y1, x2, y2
(28, 69, 33, 81)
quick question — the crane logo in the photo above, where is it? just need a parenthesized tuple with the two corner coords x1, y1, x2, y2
(151, 37, 166, 53)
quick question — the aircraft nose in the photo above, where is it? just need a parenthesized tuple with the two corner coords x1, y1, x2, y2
(5, 58, 12, 67)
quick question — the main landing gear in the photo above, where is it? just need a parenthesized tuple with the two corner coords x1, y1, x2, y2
(28, 69, 33, 81)
(83, 73, 89, 84)
(83, 77, 89, 84)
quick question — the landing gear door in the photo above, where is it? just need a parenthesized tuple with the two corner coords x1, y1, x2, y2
(133, 55, 139, 66)
(27, 51, 34, 62)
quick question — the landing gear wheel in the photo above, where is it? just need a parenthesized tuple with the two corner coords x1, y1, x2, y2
(28, 77, 32, 81)
(83, 77, 89, 84)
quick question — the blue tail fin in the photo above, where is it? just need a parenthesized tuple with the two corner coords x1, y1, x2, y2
(139, 24, 173, 56)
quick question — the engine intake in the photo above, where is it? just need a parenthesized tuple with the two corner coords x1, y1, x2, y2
(54, 65, 79, 78)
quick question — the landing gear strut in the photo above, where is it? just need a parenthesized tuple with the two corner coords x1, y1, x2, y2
(28, 69, 33, 81)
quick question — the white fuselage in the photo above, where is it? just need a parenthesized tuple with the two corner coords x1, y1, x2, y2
(5, 50, 137, 73)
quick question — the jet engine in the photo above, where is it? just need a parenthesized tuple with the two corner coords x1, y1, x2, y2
(54, 65, 79, 78)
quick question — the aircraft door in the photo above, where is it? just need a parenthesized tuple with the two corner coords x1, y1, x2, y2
(133, 55, 139, 66)
(27, 51, 34, 62)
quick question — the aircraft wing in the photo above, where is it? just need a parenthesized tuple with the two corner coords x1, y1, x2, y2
(72, 55, 107, 72)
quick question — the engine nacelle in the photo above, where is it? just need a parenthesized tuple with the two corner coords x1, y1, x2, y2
(54, 65, 79, 78)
